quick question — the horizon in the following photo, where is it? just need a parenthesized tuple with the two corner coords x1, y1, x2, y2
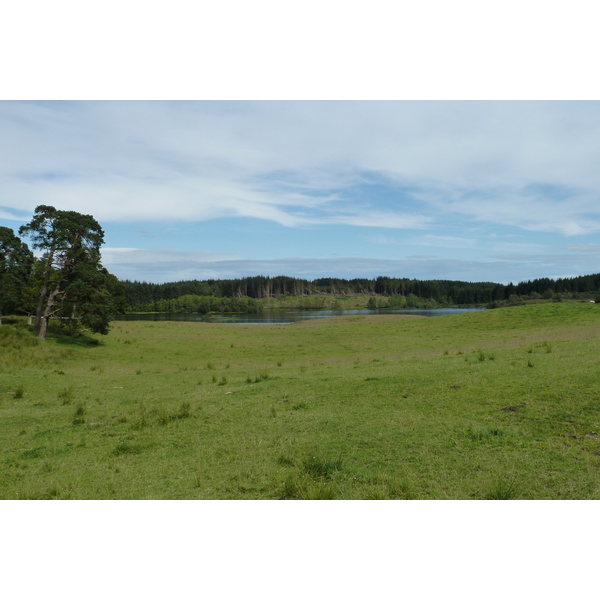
(3, 101, 600, 286)
(114, 270, 598, 289)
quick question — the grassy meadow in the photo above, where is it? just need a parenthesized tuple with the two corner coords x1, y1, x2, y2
(2, 302, 600, 499)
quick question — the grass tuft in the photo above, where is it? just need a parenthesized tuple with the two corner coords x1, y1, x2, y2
(58, 386, 75, 405)
(112, 441, 142, 456)
(484, 479, 518, 500)
(302, 454, 344, 479)
(72, 404, 86, 425)
(253, 371, 270, 383)
(292, 402, 308, 411)
(276, 454, 295, 467)
(467, 427, 505, 442)
(178, 401, 191, 419)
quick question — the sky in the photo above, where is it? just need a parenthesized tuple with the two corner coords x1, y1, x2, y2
(2, 100, 600, 285)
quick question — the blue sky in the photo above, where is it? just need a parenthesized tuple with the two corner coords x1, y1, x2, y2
(2, 100, 600, 285)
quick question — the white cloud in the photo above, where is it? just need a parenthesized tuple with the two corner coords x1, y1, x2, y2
(410, 235, 479, 249)
(102, 248, 241, 265)
(0, 209, 23, 221)
(3, 101, 600, 236)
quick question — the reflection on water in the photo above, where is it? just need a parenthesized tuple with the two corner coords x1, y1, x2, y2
(116, 308, 485, 325)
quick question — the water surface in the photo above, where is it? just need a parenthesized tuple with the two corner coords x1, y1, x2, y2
(116, 308, 484, 325)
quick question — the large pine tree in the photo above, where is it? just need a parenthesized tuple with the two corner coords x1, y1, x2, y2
(19, 205, 111, 339)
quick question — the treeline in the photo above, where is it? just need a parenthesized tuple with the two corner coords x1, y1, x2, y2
(121, 273, 600, 313)
(142, 295, 262, 314)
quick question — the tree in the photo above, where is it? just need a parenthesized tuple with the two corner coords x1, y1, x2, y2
(0, 226, 33, 325)
(19, 205, 111, 339)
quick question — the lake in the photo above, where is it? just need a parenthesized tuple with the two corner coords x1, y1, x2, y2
(115, 308, 485, 325)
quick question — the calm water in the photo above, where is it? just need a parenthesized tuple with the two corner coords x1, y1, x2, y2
(116, 308, 484, 325)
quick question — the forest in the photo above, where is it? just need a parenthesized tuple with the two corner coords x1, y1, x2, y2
(120, 272, 600, 313)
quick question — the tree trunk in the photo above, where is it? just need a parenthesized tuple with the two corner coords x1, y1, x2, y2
(38, 314, 49, 340)
(38, 283, 62, 340)
(34, 275, 48, 333)
(34, 250, 54, 333)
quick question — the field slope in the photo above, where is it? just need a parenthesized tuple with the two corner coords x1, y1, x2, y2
(2, 303, 600, 499)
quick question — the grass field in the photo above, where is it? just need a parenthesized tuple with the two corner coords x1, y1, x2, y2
(2, 302, 600, 499)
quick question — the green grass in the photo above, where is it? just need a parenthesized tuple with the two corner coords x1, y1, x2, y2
(1, 303, 600, 499)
